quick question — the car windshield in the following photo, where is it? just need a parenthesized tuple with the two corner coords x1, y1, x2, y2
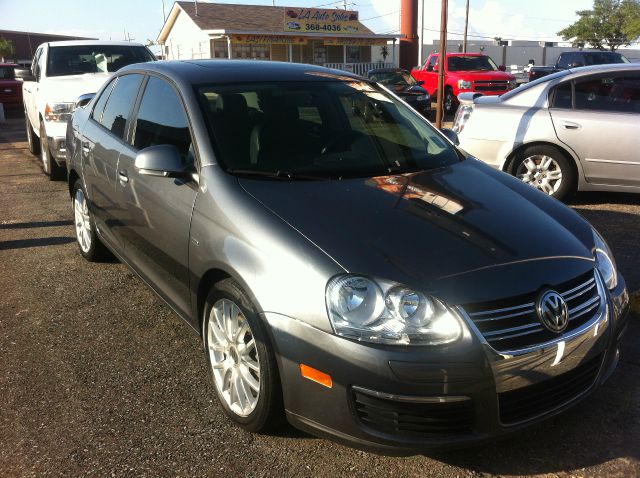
(500, 70, 571, 101)
(198, 80, 459, 179)
(369, 71, 417, 86)
(0, 66, 15, 79)
(448, 56, 498, 71)
(583, 52, 630, 65)
(46, 45, 155, 77)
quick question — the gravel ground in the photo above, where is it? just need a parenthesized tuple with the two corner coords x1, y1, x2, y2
(1, 114, 638, 477)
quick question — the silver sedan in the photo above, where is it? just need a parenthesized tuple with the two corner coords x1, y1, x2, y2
(453, 63, 640, 200)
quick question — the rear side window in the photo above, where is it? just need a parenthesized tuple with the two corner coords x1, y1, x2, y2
(132, 76, 192, 162)
(574, 76, 640, 113)
(551, 82, 572, 109)
(91, 77, 117, 123)
(99, 74, 143, 139)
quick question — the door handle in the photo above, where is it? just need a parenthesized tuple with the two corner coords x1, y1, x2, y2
(118, 170, 129, 184)
(561, 121, 581, 130)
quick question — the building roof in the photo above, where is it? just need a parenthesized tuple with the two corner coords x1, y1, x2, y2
(177, 2, 373, 34)
(158, 2, 397, 43)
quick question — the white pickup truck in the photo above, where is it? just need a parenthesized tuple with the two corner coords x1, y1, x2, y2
(22, 40, 155, 179)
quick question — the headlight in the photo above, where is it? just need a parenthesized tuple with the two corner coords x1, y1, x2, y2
(593, 229, 618, 290)
(458, 80, 472, 90)
(416, 94, 430, 102)
(44, 102, 75, 122)
(508, 79, 518, 90)
(326, 275, 463, 345)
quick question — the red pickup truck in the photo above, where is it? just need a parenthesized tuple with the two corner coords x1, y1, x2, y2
(0, 63, 23, 112)
(412, 53, 516, 114)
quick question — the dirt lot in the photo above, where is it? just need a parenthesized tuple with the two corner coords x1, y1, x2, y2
(1, 114, 638, 477)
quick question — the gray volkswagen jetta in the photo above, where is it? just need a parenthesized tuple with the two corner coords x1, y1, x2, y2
(66, 60, 629, 453)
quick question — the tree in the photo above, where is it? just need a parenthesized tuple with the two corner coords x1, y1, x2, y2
(0, 37, 15, 62)
(379, 44, 389, 62)
(558, 0, 640, 51)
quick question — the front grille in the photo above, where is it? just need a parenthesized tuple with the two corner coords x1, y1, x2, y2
(462, 270, 601, 351)
(474, 80, 508, 92)
(498, 353, 602, 424)
(352, 389, 473, 438)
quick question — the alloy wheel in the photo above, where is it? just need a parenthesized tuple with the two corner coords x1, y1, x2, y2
(516, 154, 563, 195)
(207, 298, 261, 417)
(74, 188, 92, 253)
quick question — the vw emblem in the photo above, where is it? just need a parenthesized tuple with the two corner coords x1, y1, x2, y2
(536, 290, 569, 333)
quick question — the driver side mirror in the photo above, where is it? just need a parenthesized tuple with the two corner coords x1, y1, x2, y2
(16, 69, 36, 82)
(75, 93, 95, 110)
(416, 80, 425, 86)
(135, 144, 188, 178)
(440, 128, 460, 145)
(498, 65, 507, 72)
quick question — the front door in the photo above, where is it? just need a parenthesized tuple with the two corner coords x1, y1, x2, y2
(550, 72, 640, 187)
(113, 75, 198, 318)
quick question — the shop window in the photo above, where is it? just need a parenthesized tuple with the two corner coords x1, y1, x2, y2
(313, 41, 327, 64)
(346, 46, 361, 63)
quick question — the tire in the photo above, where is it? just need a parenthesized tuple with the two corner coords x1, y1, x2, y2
(39, 121, 65, 181)
(25, 113, 40, 155)
(444, 87, 457, 115)
(510, 145, 576, 200)
(72, 179, 110, 261)
(203, 278, 283, 433)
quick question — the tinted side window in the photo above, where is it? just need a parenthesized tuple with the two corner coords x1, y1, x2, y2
(100, 74, 143, 139)
(133, 76, 192, 162)
(91, 78, 117, 123)
(556, 53, 575, 69)
(574, 76, 640, 113)
(552, 82, 572, 109)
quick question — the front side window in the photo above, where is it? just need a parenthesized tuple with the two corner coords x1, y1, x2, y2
(574, 75, 640, 113)
(46, 45, 155, 77)
(99, 74, 143, 139)
(447, 56, 497, 72)
(133, 76, 192, 163)
(198, 80, 459, 179)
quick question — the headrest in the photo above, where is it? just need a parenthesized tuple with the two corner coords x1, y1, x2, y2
(216, 94, 248, 118)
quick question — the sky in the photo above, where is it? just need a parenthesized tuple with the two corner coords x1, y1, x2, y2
(0, 0, 594, 54)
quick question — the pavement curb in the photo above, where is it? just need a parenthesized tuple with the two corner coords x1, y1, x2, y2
(631, 290, 640, 314)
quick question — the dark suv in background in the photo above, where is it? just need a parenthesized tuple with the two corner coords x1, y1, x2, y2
(529, 50, 630, 81)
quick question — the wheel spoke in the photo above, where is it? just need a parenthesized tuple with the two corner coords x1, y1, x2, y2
(240, 365, 260, 391)
(524, 158, 537, 172)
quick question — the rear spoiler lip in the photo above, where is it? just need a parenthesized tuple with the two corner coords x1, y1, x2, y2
(457, 92, 484, 105)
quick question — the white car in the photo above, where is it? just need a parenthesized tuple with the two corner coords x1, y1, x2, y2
(22, 40, 155, 180)
(453, 64, 640, 200)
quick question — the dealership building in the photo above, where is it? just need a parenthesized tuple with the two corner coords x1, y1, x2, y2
(158, 1, 398, 75)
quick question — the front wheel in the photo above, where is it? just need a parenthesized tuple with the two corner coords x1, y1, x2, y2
(511, 145, 576, 200)
(444, 88, 457, 115)
(39, 121, 65, 181)
(203, 279, 283, 432)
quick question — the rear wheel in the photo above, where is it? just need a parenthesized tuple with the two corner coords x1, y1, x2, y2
(25, 113, 40, 155)
(444, 87, 457, 115)
(72, 179, 110, 261)
(511, 145, 576, 200)
(39, 121, 65, 181)
(203, 278, 283, 432)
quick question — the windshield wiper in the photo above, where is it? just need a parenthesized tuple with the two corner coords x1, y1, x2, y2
(228, 169, 330, 180)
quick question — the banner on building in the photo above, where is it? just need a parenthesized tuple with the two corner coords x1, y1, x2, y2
(232, 35, 308, 45)
(284, 8, 361, 34)
(324, 38, 388, 46)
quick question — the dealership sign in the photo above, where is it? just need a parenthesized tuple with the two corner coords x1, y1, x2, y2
(233, 35, 308, 45)
(284, 7, 360, 34)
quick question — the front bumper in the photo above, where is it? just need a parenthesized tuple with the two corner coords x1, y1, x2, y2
(43, 121, 68, 163)
(263, 270, 628, 453)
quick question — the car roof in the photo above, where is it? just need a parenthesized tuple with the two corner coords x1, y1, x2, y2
(46, 40, 146, 47)
(118, 59, 363, 84)
(565, 62, 640, 79)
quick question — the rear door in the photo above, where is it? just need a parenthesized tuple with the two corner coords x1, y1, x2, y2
(113, 75, 198, 318)
(549, 72, 640, 187)
(81, 73, 144, 251)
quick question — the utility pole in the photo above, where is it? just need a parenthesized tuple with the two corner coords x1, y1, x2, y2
(435, 0, 448, 129)
(463, 0, 469, 53)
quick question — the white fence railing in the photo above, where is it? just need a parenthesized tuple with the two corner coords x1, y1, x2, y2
(324, 62, 396, 76)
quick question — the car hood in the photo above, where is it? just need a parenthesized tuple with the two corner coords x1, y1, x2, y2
(239, 159, 594, 290)
(40, 73, 113, 103)
(452, 70, 515, 80)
